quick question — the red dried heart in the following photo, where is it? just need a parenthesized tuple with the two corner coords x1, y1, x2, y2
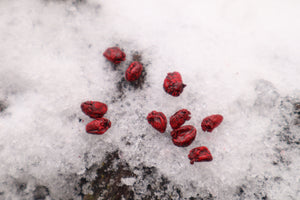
(125, 61, 143, 82)
(147, 111, 167, 133)
(171, 125, 196, 147)
(201, 114, 223, 132)
(86, 118, 111, 135)
(188, 146, 213, 164)
(170, 109, 191, 129)
(81, 101, 108, 119)
(103, 47, 126, 64)
(163, 72, 186, 97)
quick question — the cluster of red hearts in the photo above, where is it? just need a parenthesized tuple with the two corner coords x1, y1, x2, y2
(80, 46, 224, 165)
(81, 101, 111, 134)
(80, 47, 142, 134)
(147, 110, 223, 164)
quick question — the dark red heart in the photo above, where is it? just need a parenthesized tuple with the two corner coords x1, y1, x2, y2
(147, 111, 167, 133)
(81, 101, 108, 119)
(163, 72, 186, 97)
(86, 118, 111, 135)
(188, 146, 213, 164)
(125, 61, 143, 82)
(201, 114, 223, 132)
(170, 109, 191, 129)
(103, 47, 126, 64)
(171, 125, 196, 147)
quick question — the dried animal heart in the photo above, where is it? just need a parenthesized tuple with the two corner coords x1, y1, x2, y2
(125, 61, 143, 82)
(188, 146, 213, 164)
(170, 109, 191, 129)
(147, 111, 167, 133)
(103, 47, 126, 64)
(81, 101, 108, 119)
(201, 114, 223, 132)
(171, 125, 196, 147)
(86, 118, 111, 135)
(163, 72, 186, 97)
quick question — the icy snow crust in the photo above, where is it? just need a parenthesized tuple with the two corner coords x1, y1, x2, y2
(0, 0, 299, 199)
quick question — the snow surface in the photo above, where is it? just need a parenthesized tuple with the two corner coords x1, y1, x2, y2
(0, 0, 299, 199)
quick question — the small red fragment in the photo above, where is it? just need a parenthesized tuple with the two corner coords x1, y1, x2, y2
(171, 125, 196, 147)
(170, 109, 191, 129)
(163, 72, 186, 97)
(201, 114, 223, 132)
(125, 61, 143, 82)
(147, 111, 167, 133)
(81, 101, 108, 119)
(103, 47, 126, 64)
(188, 146, 213, 164)
(86, 118, 111, 135)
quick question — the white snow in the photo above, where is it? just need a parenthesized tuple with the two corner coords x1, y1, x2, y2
(0, 0, 299, 199)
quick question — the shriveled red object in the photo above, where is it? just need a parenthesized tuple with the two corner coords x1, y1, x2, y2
(86, 118, 111, 135)
(188, 146, 213, 164)
(103, 47, 126, 64)
(147, 111, 167, 133)
(170, 109, 191, 129)
(201, 114, 223, 132)
(171, 125, 196, 147)
(81, 101, 108, 119)
(163, 72, 186, 97)
(125, 61, 143, 82)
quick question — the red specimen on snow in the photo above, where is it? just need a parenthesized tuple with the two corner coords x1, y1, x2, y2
(171, 125, 196, 147)
(125, 61, 143, 81)
(81, 101, 108, 119)
(188, 146, 213, 164)
(147, 111, 167, 133)
(201, 114, 223, 132)
(163, 72, 186, 97)
(170, 109, 191, 129)
(103, 47, 126, 64)
(86, 118, 111, 135)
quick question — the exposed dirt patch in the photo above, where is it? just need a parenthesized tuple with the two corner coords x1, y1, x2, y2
(0, 100, 7, 113)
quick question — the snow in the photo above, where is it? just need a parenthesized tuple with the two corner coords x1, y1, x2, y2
(0, 0, 299, 199)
